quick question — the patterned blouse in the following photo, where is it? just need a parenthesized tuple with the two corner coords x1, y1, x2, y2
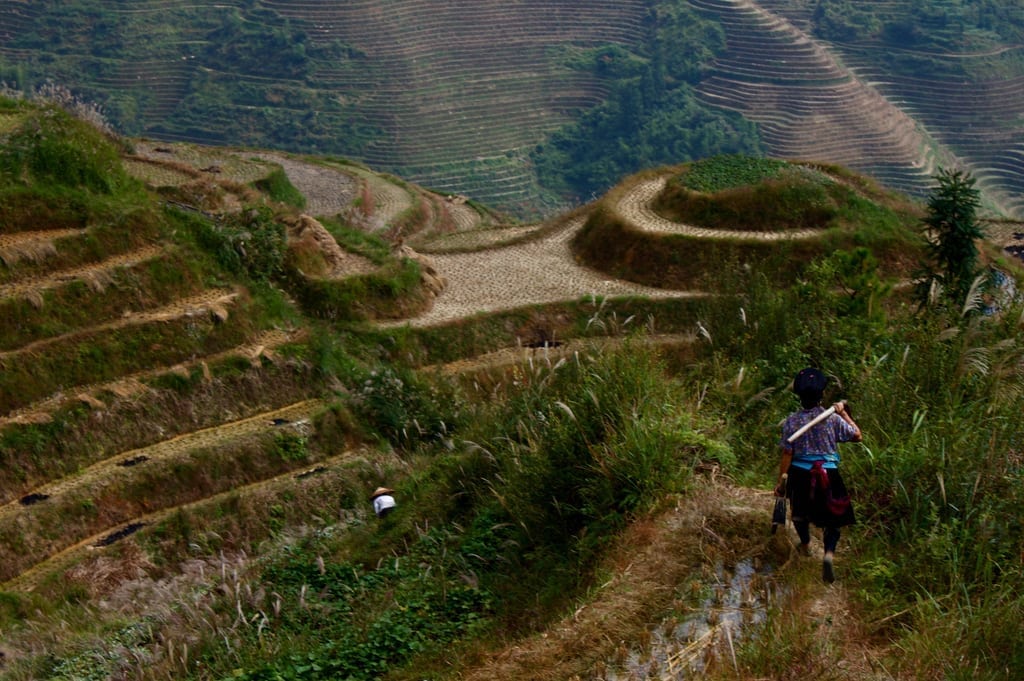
(780, 406, 859, 470)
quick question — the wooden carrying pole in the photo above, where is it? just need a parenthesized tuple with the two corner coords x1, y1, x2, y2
(786, 405, 837, 444)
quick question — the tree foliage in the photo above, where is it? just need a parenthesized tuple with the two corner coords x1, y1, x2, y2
(919, 167, 984, 303)
(531, 3, 762, 203)
(813, 0, 1024, 46)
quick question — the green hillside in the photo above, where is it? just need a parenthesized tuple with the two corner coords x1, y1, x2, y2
(1, 0, 1022, 218)
(2, 93, 1024, 680)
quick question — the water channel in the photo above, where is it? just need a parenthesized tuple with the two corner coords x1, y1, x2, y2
(601, 557, 778, 679)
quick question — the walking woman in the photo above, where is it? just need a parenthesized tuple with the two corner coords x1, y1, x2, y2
(776, 367, 862, 583)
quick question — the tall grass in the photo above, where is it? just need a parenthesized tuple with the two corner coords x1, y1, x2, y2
(71, 340, 729, 681)
(421, 340, 734, 624)
(0, 100, 129, 195)
(690, 251, 1024, 677)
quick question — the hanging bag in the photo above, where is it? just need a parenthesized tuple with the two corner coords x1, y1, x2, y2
(770, 474, 788, 534)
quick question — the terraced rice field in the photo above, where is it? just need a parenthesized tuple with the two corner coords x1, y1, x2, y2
(688, 0, 944, 203)
(3, 0, 1022, 218)
(3, 135, 1020, 662)
(0, 144, 750, 595)
(0, 147, 336, 597)
(708, 0, 1024, 217)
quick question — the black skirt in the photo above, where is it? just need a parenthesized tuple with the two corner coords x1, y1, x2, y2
(786, 465, 856, 528)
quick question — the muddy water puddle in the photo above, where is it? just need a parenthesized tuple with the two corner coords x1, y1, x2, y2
(602, 558, 778, 679)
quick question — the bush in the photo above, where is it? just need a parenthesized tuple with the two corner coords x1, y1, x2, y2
(0, 104, 128, 194)
(349, 366, 463, 447)
(253, 166, 306, 209)
(469, 343, 720, 558)
(179, 204, 287, 283)
(286, 257, 427, 322)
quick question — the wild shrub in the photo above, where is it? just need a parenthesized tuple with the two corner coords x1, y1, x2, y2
(349, 366, 463, 447)
(178, 204, 287, 283)
(272, 431, 309, 462)
(0, 104, 128, 194)
(445, 342, 728, 612)
(253, 166, 306, 209)
(318, 216, 392, 263)
(286, 257, 426, 322)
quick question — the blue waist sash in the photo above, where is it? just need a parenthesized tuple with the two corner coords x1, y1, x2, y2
(791, 452, 839, 470)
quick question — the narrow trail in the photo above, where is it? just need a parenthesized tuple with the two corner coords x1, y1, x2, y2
(0, 288, 238, 360)
(0, 228, 83, 265)
(0, 399, 323, 524)
(414, 223, 542, 253)
(433, 333, 696, 376)
(616, 175, 828, 240)
(2, 447, 365, 594)
(455, 477, 884, 680)
(0, 243, 167, 300)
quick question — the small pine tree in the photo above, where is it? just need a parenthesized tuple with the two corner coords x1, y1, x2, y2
(920, 167, 984, 304)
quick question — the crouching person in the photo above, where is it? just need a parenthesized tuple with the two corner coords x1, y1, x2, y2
(371, 486, 396, 519)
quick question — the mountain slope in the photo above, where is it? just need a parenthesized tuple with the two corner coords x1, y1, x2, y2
(2, 94, 1024, 680)
(1, 1, 1022, 218)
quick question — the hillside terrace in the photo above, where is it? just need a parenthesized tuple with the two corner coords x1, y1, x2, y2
(688, 0, 940, 202)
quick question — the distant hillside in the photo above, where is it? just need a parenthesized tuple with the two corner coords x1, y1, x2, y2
(0, 0, 656, 217)
(0, 0, 1022, 219)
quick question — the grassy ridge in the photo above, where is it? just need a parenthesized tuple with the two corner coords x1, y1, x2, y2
(573, 161, 925, 290)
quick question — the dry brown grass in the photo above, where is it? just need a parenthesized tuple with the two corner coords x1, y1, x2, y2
(0, 452, 394, 679)
(448, 476, 893, 681)
(285, 214, 378, 278)
(0, 111, 23, 133)
(453, 478, 779, 680)
(0, 229, 80, 266)
(63, 539, 157, 599)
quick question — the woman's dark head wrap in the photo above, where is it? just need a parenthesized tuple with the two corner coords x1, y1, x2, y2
(793, 367, 827, 408)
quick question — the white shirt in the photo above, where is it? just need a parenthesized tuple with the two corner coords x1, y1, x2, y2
(373, 494, 396, 517)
